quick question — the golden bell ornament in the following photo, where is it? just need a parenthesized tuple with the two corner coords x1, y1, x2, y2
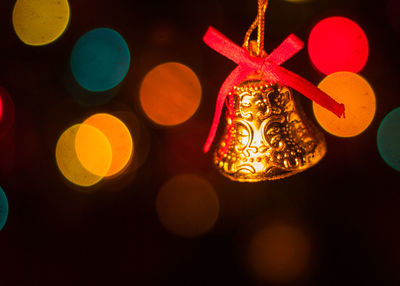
(214, 77, 326, 182)
(202, 0, 345, 182)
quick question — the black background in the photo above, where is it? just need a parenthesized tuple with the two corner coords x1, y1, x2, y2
(0, 0, 399, 285)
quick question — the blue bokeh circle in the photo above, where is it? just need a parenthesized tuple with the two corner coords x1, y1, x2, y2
(71, 28, 131, 92)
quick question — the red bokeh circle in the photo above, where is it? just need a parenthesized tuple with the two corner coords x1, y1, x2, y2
(0, 86, 16, 138)
(308, 16, 369, 75)
(0, 94, 3, 121)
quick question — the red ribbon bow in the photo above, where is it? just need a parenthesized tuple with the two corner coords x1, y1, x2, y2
(203, 26, 345, 153)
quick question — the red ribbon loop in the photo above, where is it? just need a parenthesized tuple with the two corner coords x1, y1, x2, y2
(203, 26, 345, 153)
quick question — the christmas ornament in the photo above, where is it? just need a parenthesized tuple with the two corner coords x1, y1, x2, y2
(203, 0, 345, 182)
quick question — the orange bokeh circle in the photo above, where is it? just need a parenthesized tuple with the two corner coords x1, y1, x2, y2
(313, 72, 376, 137)
(156, 174, 219, 238)
(248, 224, 312, 283)
(140, 62, 202, 126)
(83, 113, 133, 177)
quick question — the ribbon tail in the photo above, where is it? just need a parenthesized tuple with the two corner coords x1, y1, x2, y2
(203, 65, 254, 153)
(270, 65, 345, 118)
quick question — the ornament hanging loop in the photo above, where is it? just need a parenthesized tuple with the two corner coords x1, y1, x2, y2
(243, 0, 268, 57)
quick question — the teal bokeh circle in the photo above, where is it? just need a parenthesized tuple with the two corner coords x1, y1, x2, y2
(0, 186, 9, 231)
(71, 28, 131, 92)
(377, 107, 400, 172)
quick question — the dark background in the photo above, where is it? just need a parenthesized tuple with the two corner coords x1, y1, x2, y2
(0, 0, 399, 285)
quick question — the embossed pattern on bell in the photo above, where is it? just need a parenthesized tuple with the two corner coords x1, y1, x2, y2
(214, 80, 326, 182)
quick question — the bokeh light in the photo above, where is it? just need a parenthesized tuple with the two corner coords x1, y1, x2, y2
(308, 16, 369, 75)
(83, 113, 133, 177)
(247, 223, 312, 283)
(156, 174, 219, 238)
(0, 86, 16, 139)
(75, 124, 112, 177)
(377, 107, 400, 172)
(140, 62, 202, 126)
(56, 124, 110, 187)
(71, 28, 131, 92)
(0, 95, 2, 121)
(313, 72, 376, 137)
(13, 0, 70, 46)
(0, 186, 8, 231)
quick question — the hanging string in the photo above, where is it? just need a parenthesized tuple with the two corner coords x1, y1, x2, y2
(243, 0, 268, 56)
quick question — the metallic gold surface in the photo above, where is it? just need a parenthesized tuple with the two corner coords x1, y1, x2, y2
(214, 78, 326, 182)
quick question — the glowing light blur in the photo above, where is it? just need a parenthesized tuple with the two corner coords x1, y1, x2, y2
(247, 223, 311, 283)
(0, 86, 16, 139)
(156, 174, 219, 238)
(71, 28, 131, 92)
(0, 186, 8, 231)
(140, 62, 202, 126)
(308, 17, 369, 75)
(56, 124, 109, 187)
(83, 113, 133, 177)
(75, 124, 112, 177)
(377, 107, 400, 172)
(0, 95, 2, 122)
(313, 72, 376, 137)
(13, 0, 70, 46)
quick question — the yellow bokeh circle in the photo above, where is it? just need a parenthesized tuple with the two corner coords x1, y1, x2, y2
(156, 174, 219, 238)
(313, 71, 376, 137)
(56, 124, 111, 187)
(13, 0, 70, 46)
(83, 113, 133, 177)
(140, 62, 202, 126)
(56, 114, 135, 187)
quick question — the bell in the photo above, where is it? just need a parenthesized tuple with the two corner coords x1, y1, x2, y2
(214, 76, 327, 182)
